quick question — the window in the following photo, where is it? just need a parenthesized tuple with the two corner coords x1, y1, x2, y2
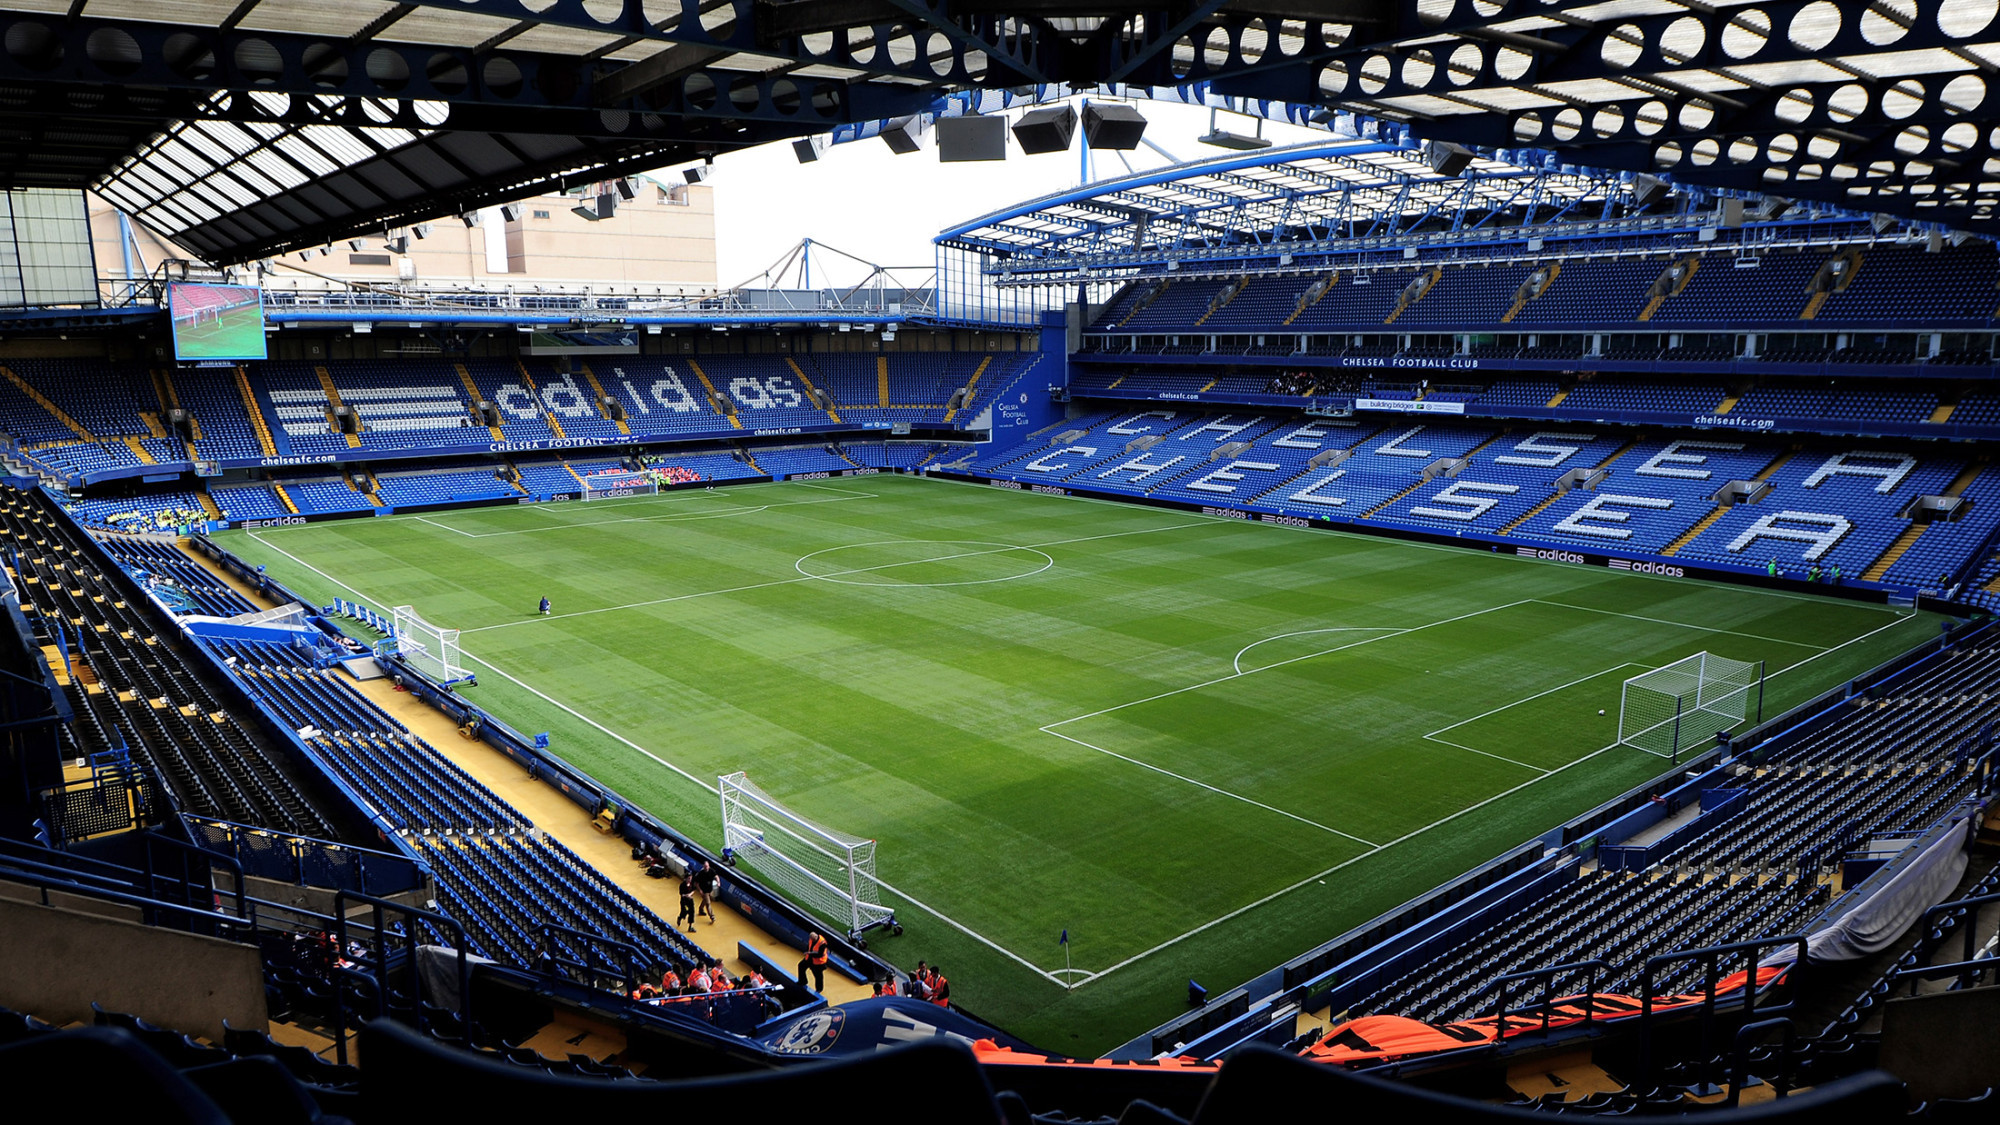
(348, 253, 392, 266)
(532, 209, 551, 219)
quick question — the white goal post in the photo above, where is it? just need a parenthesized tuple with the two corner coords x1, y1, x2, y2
(1619, 652, 1764, 762)
(390, 605, 473, 687)
(718, 771, 900, 942)
(580, 471, 658, 501)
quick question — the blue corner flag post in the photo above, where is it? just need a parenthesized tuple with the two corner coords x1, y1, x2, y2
(1060, 928, 1071, 989)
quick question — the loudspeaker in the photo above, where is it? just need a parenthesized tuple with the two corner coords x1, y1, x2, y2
(499, 204, 521, 222)
(1423, 139, 1474, 178)
(683, 165, 711, 184)
(1718, 197, 1744, 228)
(1630, 173, 1670, 207)
(1082, 102, 1147, 150)
(615, 178, 638, 199)
(936, 115, 1008, 162)
(598, 191, 618, 218)
(880, 115, 927, 154)
(1871, 212, 1897, 233)
(1012, 105, 1076, 154)
(792, 135, 827, 163)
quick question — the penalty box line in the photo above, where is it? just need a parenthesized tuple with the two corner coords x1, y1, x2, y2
(242, 529, 1081, 989)
(1421, 662, 1654, 777)
(1036, 601, 1539, 853)
(1067, 609, 1930, 989)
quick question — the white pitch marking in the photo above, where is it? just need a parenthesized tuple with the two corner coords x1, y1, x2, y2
(1527, 599, 1833, 650)
(1044, 600, 1535, 731)
(1068, 737, 1634, 988)
(915, 473, 1902, 612)
(795, 541, 1056, 588)
(413, 515, 479, 538)
(458, 519, 1216, 633)
(1233, 627, 1404, 675)
(1421, 661, 1652, 774)
(245, 483, 1933, 989)
(240, 528, 1078, 988)
(1067, 615, 1930, 987)
(1041, 725, 1380, 847)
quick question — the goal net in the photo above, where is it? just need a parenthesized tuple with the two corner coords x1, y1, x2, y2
(390, 605, 472, 687)
(580, 471, 658, 501)
(719, 771, 896, 938)
(1619, 652, 1763, 760)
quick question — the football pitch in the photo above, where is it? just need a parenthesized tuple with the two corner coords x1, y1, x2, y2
(214, 474, 1940, 1051)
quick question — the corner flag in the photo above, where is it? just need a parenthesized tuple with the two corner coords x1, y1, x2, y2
(1059, 929, 1068, 945)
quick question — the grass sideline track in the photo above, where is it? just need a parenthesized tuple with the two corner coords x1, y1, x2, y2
(215, 474, 1938, 1052)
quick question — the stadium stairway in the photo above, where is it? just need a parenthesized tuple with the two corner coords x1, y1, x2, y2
(1861, 461, 1987, 582)
(576, 364, 632, 434)
(783, 358, 839, 423)
(453, 364, 507, 440)
(233, 366, 283, 457)
(684, 360, 741, 428)
(0, 364, 95, 443)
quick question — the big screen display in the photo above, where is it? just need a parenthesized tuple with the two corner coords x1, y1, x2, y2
(168, 282, 267, 361)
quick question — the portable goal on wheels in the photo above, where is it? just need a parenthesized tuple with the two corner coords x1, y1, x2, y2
(1618, 652, 1764, 762)
(580, 471, 658, 500)
(390, 605, 475, 689)
(718, 771, 900, 944)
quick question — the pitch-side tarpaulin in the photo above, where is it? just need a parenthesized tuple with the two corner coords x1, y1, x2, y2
(1806, 817, 1975, 963)
(1302, 965, 1790, 1066)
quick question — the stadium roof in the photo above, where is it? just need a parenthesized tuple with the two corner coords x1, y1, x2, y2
(938, 137, 1629, 262)
(6, 1, 1999, 263)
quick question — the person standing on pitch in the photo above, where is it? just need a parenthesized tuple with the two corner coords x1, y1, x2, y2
(538, 596, 551, 616)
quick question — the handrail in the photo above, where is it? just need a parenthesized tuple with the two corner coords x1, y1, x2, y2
(1637, 935, 1806, 1090)
(537, 923, 646, 997)
(1485, 959, 1612, 1039)
(1727, 1017, 1795, 1107)
(332, 889, 470, 1057)
(1900, 890, 2000, 993)
(0, 863, 256, 940)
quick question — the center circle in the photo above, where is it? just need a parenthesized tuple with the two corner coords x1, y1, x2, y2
(794, 540, 1054, 587)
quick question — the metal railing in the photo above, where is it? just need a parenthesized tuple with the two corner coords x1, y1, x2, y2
(1485, 959, 1613, 1040)
(1637, 935, 1806, 1090)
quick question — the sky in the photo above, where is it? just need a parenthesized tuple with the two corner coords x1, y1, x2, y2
(704, 98, 1327, 290)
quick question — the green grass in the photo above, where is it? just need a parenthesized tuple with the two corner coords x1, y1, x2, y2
(213, 475, 1939, 1053)
(173, 302, 267, 361)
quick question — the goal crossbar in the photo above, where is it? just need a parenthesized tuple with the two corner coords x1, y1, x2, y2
(390, 605, 473, 687)
(1619, 652, 1764, 762)
(718, 771, 894, 938)
(579, 471, 658, 500)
